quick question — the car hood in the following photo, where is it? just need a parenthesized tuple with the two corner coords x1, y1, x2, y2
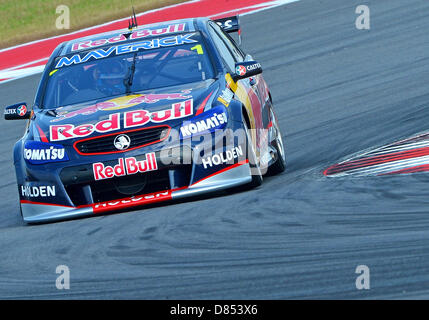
(36, 80, 219, 144)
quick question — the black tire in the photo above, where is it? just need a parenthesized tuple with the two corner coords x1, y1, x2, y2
(267, 106, 286, 175)
(243, 115, 263, 187)
(19, 202, 25, 223)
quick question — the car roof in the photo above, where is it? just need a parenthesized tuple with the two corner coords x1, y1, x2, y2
(58, 17, 209, 56)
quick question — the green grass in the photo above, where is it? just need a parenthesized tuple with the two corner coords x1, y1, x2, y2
(0, 0, 187, 49)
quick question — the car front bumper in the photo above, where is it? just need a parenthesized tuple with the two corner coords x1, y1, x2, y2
(21, 158, 251, 223)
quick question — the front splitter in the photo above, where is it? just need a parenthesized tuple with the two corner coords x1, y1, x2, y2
(21, 160, 251, 223)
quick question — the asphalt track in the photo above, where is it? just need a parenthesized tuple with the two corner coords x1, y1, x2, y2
(1, 0, 429, 299)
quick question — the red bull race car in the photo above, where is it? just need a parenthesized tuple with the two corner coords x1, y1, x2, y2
(4, 16, 285, 223)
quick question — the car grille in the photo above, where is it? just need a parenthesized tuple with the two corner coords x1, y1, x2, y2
(89, 170, 172, 204)
(63, 165, 192, 206)
(74, 125, 170, 155)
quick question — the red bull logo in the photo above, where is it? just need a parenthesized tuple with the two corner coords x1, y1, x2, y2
(50, 99, 193, 141)
(71, 23, 186, 51)
(51, 90, 192, 122)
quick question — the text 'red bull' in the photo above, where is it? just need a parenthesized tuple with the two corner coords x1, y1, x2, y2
(92, 153, 157, 181)
(50, 99, 193, 141)
(71, 24, 186, 51)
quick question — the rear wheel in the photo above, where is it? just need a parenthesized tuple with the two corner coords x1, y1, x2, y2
(243, 115, 263, 187)
(267, 106, 286, 175)
(19, 202, 25, 221)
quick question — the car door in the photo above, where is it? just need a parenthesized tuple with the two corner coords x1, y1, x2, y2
(208, 22, 268, 151)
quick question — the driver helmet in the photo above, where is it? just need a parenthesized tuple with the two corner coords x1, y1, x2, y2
(94, 60, 126, 96)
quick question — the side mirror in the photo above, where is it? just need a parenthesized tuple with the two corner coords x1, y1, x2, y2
(4, 103, 31, 120)
(233, 61, 262, 80)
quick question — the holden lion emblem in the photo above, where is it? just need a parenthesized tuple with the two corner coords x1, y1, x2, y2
(114, 134, 131, 151)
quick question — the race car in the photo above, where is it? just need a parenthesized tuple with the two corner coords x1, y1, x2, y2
(4, 16, 285, 223)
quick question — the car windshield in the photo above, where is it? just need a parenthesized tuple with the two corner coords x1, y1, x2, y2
(42, 32, 214, 109)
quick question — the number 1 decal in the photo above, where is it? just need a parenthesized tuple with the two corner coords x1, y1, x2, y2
(191, 44, 204, 55)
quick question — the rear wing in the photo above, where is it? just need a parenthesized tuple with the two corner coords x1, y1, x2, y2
(213, 16, 241, 44)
